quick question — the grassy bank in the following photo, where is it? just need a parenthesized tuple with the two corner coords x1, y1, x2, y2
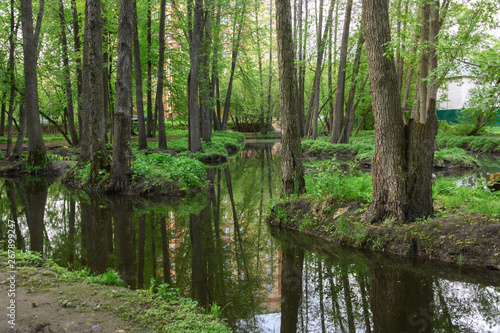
(302, 126, 500, 169)
(0, 251, 230, 333)
(268, 162, 500, 269)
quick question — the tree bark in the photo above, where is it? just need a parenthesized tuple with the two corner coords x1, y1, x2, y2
(200, 0, 212, 142)
(276, 0, 305, 196)
(81, 0, 110, 179)
(107, 0, 133, 191)
(133, 0, 148, 150)
(70, 0, 83, 140)
(221, 4, 245, 131)
(330, 0, 353, 143)
(58, 0, 78, 146)
(20, 0, 46, 167)
(340, 30, 365, 143)
(362, 0, 408, 223)
(156, 0, 168, 149)
(311, 0, 335, 140)
(6, 0, 16, 157)
(146, 0, 153, 137)
(188, 0, 203, 151)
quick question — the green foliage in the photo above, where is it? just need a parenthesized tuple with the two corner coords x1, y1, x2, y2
(86, 268, 124, 287)
(436, 130, 500, 153)
(305, 160, 372, 203)
(132, 153, 206, 189)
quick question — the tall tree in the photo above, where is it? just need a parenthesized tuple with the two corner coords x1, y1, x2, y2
(81, 0, 110, 180)
(276, 0, 305, 196)
(20, 0, 46, 167)
(188, 0, 203, 152)
(58, 0, 79, 146)
(330, 0, 354, 143)
(107, 0, 133, 191)
(146, 0, 153, 137)
(156, 0, 167, 149)
(6, 0, 16, 157)
(70, 0, 83, 136)
(132, 0, 147, 150)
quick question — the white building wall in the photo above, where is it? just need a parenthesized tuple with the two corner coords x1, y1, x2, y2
(437, 77, 476, 110)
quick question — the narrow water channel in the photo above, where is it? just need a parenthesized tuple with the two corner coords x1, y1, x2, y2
(1, 141, 499, 332)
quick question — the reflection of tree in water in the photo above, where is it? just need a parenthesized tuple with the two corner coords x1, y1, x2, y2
(15, 179, 49, 255)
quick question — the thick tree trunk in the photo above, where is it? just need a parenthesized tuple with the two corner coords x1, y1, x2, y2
(362, 0, 439, 223)
(362, 0, 408, 223)
(107, 0, 133, 191)
(81, 0, 110, 179)
(296, 0, 304, 137)
(156, 0, 168, 149)
(20, 0, 46, 167)
(58, 0, 78, 146)
(267, 0, 274, 134)
(330, 0, 353, 143)
(276, 0, 305, 196)
(188, 0, 203, 152)
(133, 0, 147, 150)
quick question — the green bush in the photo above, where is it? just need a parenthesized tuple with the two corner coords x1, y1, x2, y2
(433, 148, 478, 168)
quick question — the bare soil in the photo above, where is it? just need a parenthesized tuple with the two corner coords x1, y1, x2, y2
(0, 268, 147, 333)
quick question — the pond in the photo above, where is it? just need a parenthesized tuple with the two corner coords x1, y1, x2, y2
(1, 141, 499, 332)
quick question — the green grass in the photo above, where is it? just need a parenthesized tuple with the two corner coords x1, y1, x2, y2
(0, 134, 68, 145)
(131, 152, 207, 189)
(433, 148, 479, 168)
(305, 159, 372, 203)
(433, 176, 500, 217)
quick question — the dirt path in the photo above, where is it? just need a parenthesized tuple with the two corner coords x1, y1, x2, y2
(0, 268, 146, 333)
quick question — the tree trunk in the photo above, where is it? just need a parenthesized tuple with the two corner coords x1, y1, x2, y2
(146, 0, 153, 137)
(58, 0, 78, 146)
(267, 0, 274, 134)
(296, 0, 304, 137)
(362, 0, 439, 223)
(11, 105, 26, 160)
(6, 0, 16, 157)
(200, 0, 212, 142)
(107, 0, 133, 191)
(133, 0, 147, 150)
(71, 0, 83, 141)
(276, 0, 305, 196)
(188, 0, 203, 152)
(362, 0, 408, 223)
(221, 4, 245, 131)
(340, 31, 365, 143)
(156, 0, 168, 149)
(20, 0, 46, 167)
(330, 0, 353, 143)
(81, 0, 110, 179)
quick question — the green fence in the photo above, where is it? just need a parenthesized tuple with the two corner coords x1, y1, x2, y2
(437, 109, 500, 125)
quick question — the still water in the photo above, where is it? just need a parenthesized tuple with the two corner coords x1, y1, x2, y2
(1, 141, 499, 332)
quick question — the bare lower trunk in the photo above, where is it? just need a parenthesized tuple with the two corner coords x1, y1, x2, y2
(156, 0, 167, 149)
(20, 0, 46, 167)
(107, 0, 133, 192)
(276, 0, 305, 196)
